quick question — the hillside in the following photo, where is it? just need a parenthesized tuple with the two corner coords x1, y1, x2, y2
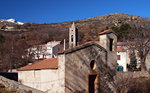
(0, 13, 150, 71)
(24, 13, 150, 43)
(1, 13, 150, 43)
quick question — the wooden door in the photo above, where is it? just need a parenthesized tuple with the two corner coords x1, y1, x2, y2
(88, 74, 97, 93)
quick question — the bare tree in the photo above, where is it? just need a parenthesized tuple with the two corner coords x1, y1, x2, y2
(127, 26, 150, 71)
(115, 73, 134, 93)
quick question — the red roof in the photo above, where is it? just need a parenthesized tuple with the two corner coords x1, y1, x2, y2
(18, 58, 58, 71)
(99, 29, 117, 35)
(117, 46, 126, 52)
(117, 42, 128, 46)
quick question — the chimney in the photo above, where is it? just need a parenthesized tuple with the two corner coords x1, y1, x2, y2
(64, 39, 66, 50)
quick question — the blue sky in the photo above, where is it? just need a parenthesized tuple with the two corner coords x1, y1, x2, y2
(0, 0, 150, 24)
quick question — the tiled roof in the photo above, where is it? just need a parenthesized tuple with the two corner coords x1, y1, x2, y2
(117, 46, 125, 52)
(117, 42, 128, 46)
(58, 41, 106, 54)
(117, 42, 139, 46)
(99, 29, 117, 35)
(18, 58, 58, 71)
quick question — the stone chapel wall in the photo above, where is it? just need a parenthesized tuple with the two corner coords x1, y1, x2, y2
(64, 45, 117, 93)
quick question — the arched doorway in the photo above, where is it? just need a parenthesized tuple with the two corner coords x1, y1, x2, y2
(87, 60, 99, 93)
(87, 73, 99, 93)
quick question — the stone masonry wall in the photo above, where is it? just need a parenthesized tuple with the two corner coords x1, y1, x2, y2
(65, 45, 117, 93)
(116, 71, 150, 78)
(0, 75, 44, 93)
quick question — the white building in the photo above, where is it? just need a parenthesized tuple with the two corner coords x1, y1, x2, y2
(117, 42, 141, 72)
(18, 58, 63, 92)
(117, 42, 128, 72)
(28, 41, 61, 59)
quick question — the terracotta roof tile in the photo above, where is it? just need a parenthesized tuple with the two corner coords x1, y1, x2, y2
(117, 46, 125, 52)
(117, 42, 128, 46)
(94, 41, 100, 45)
(18, 58, 58, 71)
(99, 29, 117, 35)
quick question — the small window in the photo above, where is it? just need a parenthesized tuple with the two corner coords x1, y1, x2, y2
(109, 38, 113, 51)
(117, 55, 120, 60)
(71, 35, 73, 42)
(137, 52, 140, 58)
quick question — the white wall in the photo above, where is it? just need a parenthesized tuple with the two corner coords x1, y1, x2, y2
(117, 52, 127, 71)
(117, 49, 141, 72)
(18, 54, 66, 93)
(18, 69, 58, 92)
(28, 42, 60, 59)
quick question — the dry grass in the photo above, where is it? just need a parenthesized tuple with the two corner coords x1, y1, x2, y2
(127, 77, 150, 93)
(115, 72, 150, 93)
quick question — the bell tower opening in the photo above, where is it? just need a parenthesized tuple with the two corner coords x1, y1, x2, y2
(109, 38, 113, 51)
(71, 35, 73, 42)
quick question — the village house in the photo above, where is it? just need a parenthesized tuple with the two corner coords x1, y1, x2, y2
(28, 41, 61, 59)
(1, 25, 15, 31)
(18, 23, 117, 93)
(116, 42, 150, 72)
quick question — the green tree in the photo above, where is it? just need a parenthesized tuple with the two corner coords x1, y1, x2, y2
(130, 51, 137, 70)
(0, 34, 5, 43)
(111, 23, 131, 41)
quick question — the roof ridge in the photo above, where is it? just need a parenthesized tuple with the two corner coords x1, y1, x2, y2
(58, 41, 106, 54)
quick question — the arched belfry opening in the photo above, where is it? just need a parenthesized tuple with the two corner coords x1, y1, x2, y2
(109, 38, 114, 51)
(71, 35, 73, 42)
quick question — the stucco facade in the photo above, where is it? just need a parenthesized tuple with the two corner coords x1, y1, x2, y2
(117, 51, 127, 71)
(18, 57, 65, 93)
(29, 41, 61, 59)
(117, 43, 141, 71)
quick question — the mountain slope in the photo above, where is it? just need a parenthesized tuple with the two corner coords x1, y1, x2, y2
(26, 13, 150, 42)
(1, 13, 150, 43)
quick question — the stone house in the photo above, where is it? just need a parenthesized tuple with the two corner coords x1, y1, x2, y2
(18, 23, 117, 93)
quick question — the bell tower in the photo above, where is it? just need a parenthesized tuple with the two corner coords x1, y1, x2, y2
(99, 29, 118, 72)
(69, 22, 78, 48)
